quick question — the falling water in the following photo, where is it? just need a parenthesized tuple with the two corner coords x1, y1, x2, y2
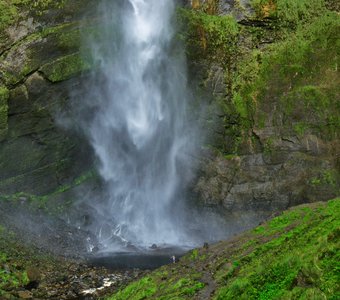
(77, 0, 198, 251)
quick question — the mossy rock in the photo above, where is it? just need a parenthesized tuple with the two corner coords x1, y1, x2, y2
(227, 11, 340, 143)
(40, 52, 91, 82)
(0, 0, 99, 86)
(8, 85, 30, 115)
(0, 131, 90, 195)
(0, 1, 96, 196)
(0, 0, 67, 49)
(0, 22, 85, 86)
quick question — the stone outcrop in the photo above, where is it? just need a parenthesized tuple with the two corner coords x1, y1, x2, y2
(0, 0, 95, 196)
(195, 139, 339, 212)
(188, 0, 340, 213)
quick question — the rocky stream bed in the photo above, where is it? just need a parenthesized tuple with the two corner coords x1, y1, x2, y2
(0, 199, 145, 300)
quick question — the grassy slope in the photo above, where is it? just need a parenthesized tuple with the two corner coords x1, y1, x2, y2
(108, 198, 339, 300)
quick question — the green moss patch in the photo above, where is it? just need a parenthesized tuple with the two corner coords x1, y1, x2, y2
(40, 52, 91, 82)
(0, 169, 97, 212)
(0, 255, 29, 297)
(180, 9, 239, 94)
(0, 1, 18, 32)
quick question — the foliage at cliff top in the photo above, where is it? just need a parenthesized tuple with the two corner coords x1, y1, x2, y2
(108, 198, 340, 299)
(251, 0, 327, 26)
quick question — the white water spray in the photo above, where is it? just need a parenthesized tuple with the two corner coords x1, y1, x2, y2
(78, 0, 197, 250)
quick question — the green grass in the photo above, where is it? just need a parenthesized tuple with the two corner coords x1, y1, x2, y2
(0, 234, 30, 296)
(108, 274, 205, 300)
(214, 199, 340, 299)
(111, 277, 157, 300)
(0, 224, 59, 297)
(108, 270, 205, 300)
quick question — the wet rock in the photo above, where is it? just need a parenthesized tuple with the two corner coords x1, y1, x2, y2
(19, 197, 28, 204)
(17, 290, 33, 299)
(27, 267, 41, 283)
(0, 1, 94, 197)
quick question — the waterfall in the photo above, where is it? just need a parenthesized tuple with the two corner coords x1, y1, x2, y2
(77, 0, 197, 250)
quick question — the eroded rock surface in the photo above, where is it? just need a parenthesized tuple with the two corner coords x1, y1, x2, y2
(0, 0, 96, 196)
(187, 0, 340, 214)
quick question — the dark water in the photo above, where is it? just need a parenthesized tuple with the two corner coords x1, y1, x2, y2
(88, 247, 186, 270)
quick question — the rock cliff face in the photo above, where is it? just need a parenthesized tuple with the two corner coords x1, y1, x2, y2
(0, 0, 95, 196)
(0, 0, 339, 218)
(185, 0, 340, 213)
